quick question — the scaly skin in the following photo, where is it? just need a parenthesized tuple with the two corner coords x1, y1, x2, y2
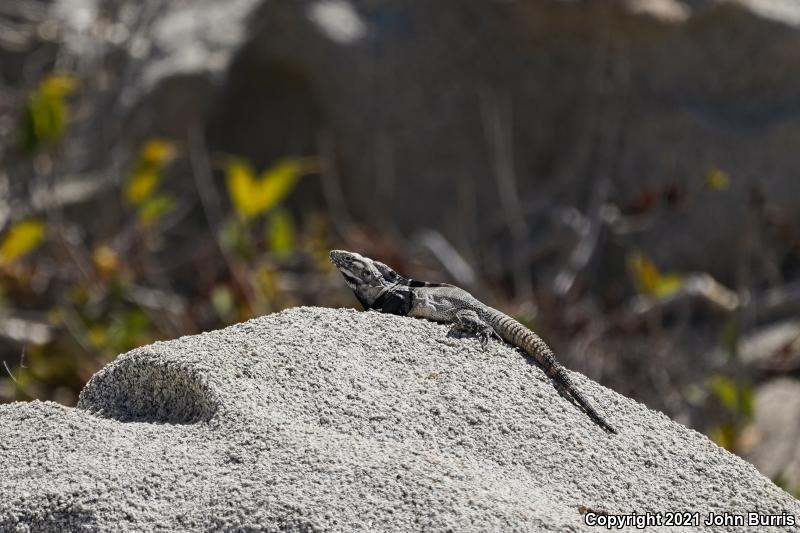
(330, 250, 617, 434)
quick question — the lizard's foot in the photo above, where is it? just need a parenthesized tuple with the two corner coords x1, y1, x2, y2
(448, 309, 498, 350)
(476, 327, 497, 348)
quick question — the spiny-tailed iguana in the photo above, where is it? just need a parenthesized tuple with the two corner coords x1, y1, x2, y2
(330, 249, 616, 433)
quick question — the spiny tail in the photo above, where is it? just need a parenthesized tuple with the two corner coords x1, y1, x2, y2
(547, 357, 617, 434)
(488, 310, 617, 434)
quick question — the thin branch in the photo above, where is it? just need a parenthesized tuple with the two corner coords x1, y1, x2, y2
(414, 230, 477, 290)
(2, 360, 17, 385)
(316, 131, 357, 239)
(187, 126, 263, 313)
(554, 28, 629, 296)
(480, 87, 534, 304)
(3, 345, 27, 401)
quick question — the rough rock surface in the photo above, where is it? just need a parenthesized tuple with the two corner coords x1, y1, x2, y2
(1, 306, 798, 532)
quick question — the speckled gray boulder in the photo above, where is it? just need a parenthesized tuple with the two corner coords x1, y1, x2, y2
(0, 306, 798, 532)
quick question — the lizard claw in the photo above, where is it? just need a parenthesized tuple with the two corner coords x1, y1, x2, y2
(449, 309, 497, 349)
(478, 327, 498, 349)
(447, 323, 465, 338)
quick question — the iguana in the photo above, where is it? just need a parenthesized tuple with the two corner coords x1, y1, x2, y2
(330, 249, 617, 433)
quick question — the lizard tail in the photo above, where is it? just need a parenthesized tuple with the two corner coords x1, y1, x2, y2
(551, 365, 617, 434)
(490, 311, 617, 433)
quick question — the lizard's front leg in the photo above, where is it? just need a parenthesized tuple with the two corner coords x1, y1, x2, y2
(448, 309, 500, 348)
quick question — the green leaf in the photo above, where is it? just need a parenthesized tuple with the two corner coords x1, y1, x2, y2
(0, 219, 46, 264)
(219, 217, 242, 251)
(708, 375, 754, 420)
(267, 209, 296, 258)
(218, 217, 253, 259)
(720, 318, 739, 361)
(739, 383, 755, 420)
(709, 375, 739, 413)
(18, 74, 78, 152)
(255, 264, 278, 301)
(88, 324, 109, 349)
(30, 93, 66, 144)
(772, 474, 790, 491)
(211, 285, 235, 320)
(710, 423, 738, 451)
(137, 194, 175, 225)
(107, 308, 152, 352)
(122, 309, 152, 347)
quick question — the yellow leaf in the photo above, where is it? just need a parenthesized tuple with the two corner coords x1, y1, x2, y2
(226, 158, 308, 221)
(0, 220, 46, 264)
(125, 139, 177, 204)
(226, 159, 261, 220)
(652, 274, 684, 298)
(39, 74, 78, 98)
(140, 139, 177, 166)
(93, 245, 121, 278)
(705, 168, 731, 191)
(627, 251, 684, 298)
(628, 252, 657, 292)
(267, 209, 296, 258)
(257, 159, 304, 212)
(126, 167, 160, 204)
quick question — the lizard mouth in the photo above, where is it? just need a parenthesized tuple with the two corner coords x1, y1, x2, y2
(330, 249, 360, 271)
(329, 250, 359, 284)
(329, 249, 348, 267)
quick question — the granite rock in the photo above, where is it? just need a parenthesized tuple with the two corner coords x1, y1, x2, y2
(1, 306, 798, 531)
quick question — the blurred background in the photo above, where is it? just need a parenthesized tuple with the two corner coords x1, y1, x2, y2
(1, 0, 800, 496)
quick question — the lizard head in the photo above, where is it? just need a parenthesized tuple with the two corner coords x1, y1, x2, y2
(329, 250, 402, 309)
